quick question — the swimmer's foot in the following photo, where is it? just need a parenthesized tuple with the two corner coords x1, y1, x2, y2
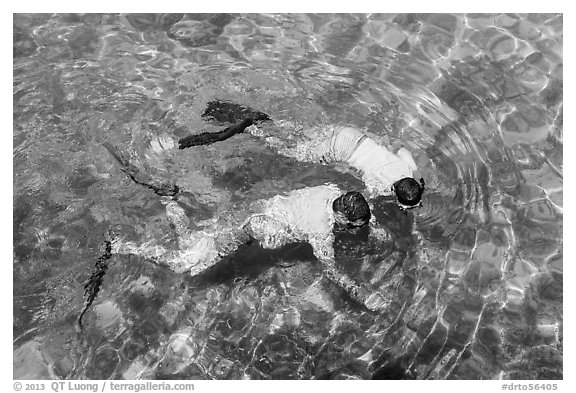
(178, 100, 271, 149)
(178, 118, 254, 149)
(201, 100, 271, 124)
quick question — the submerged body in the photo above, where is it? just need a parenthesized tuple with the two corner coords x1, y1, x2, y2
(113, 184, 380, 310)
(114, 184, 339, 273)
(268, 126, 419, 198)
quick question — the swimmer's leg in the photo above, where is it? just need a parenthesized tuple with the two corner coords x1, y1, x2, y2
(241, 214, 294, 250)
(112, 221, 254, 277)
(111, 233, 219, 276)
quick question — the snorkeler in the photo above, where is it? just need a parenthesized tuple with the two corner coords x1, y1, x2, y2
(177, 101, 426, 208)
(111, 183, 385, 311)
(248, 123, 426, 209)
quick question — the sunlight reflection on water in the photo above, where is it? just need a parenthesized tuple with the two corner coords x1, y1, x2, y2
(13, 13, 562, 380)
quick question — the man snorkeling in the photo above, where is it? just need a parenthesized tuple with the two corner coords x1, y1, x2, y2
(111, 182, 385, 310)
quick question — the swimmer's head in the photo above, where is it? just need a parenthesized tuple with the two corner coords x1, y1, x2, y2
(392, 177, 425, 209)
(332, 191, 371, 228)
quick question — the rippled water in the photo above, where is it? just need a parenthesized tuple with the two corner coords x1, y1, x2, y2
(13, 13, 562, 380)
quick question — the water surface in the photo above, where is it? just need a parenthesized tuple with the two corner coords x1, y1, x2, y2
(13, 13, 562, 380)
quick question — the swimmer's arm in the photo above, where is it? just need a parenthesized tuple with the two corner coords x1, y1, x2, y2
(241, 213, 296, 249)
(316, 139, 334, 163)
(396, 147, 418, 172)
(310, 238, 378, 312)
(319, 255, 375, 311)
(312, 234, 389, 312)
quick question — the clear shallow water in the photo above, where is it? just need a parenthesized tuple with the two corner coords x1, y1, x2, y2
(13, 13, 562, 380)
